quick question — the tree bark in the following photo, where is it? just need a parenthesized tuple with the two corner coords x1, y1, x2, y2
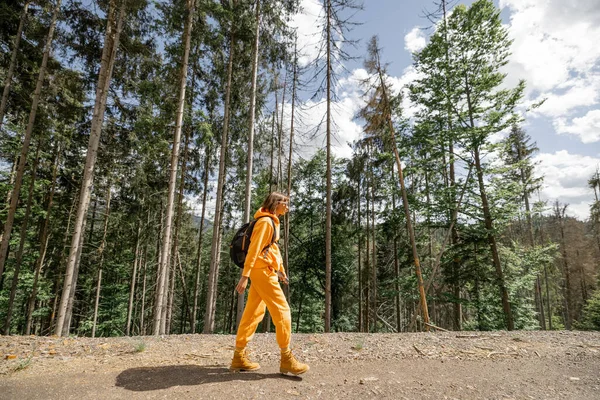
(153, 0, 195, 335)
(375, 58, 430, 329)
(126, 219, 142, 336)
(55, 0, 126, 336)
(284, 38, 298, 303)
(25, 145, 60, 335)
(204, 11, 235, 333)
(92, 184, 111, 338)
(391, 162, 401, 331)
(324, 0, 332, 333)
(0, 1, 31, 129)
(238, 0, 261, 328)
(0, 0, 61, 282)
(4, 144, 40, 335)
(192, 149, 209, 333)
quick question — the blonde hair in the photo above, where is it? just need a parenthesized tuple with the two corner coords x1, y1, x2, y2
(260, 192, 289, 214)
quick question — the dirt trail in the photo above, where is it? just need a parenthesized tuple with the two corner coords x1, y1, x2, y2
(1, 331, 599, 399)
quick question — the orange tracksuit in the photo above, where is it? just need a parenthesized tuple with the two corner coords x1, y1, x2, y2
(235, 208, 291, 349)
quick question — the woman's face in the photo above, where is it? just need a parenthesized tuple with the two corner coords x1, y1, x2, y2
(275, 198, 289, 216)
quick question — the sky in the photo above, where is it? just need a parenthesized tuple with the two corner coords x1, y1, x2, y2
(288, 0, 600, 221)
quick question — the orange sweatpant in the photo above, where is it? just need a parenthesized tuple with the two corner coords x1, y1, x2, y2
(235, 264, 291, 349)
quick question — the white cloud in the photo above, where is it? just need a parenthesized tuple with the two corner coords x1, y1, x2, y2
(293, 68, 365, 159)
(533, 150, 600, 219)
(530, 79, 600, 118)
(500, 0, 600, 144)
(554, 109, 600, 143)
(289, 0, 324, 67)
(404, 27, 427, 54)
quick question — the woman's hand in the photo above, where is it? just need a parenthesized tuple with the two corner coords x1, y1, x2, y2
(277, 270, 289, 285)
(236, 276, 249, 294)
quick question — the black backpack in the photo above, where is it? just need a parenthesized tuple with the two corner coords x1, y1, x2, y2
(229, 216, 277, 268)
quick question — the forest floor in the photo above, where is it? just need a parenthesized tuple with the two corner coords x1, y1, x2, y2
(0, 330, 599, 399)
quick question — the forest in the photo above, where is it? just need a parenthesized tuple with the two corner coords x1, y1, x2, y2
(0, 0, 599, 339)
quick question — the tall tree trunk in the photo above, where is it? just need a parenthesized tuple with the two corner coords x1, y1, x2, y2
(55, 0, 126, 336)
(284, 39, 298, 302)
(370, 161, 376, 332)
(92, 184, 111, 338)
(49, 192, 77, 333)
(238, 0, 261, 329)
(473, 147, 513, 330)
(364, 154, 370, 332)
(4, 144, 40, 334)
(392, 162, 401, 331)
(277, 76, 287, 190)
(556, 204, 572, 329)
(441, 0, 462, 331)
(0, 1, 31, 129)
(465, 72, 513, 330)
(324, 0, 332, 333)
(192, 150, 209, 333)
(140, 246, 148, 335)
(25, 145, 60, 335)
(204, 13, 235, 334)
(375, 59, 430, 329)
(357, 164, 363, 332)
(166, 121, 192, 334)
(0, 0, 61, 282)
(126, 219, 142, 336)
(153, 0, 195, 335)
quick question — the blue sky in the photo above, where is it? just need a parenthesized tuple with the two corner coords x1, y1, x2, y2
(290, 0, 600, 220)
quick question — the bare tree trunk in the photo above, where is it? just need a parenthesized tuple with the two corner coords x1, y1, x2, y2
(140, 249, 148, 335)
(55, 0, 126, 336)
(277, 77, 287, 190)
(370, 167, 376, 332)
(192, 150, 209, 333)
(324, 0, 332, 333)
(204, 13, 235, 334)
(4, 144, 40, 334)
(365, 152, 370, 332)
(0, 1, 31, 129)
(63, 217, 87, 337)
(357, 163, 363, 332)
(392, 162, 401, 331)
(49, 192, 77, 333)
(153, 0, 195, 335)
(166, 122, 191, 334)
(126, 219, 142, 336)
(237, 0, 262, 328)
(556, 203, 572, 329)
(92, 184, 111, 338)
(375, 61, 430, 328)
(25, 145, 60, 335)
(284, 39, 298, 303)
(0, 0, 61, 282)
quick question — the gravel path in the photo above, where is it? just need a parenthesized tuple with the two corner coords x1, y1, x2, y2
(1, 331, 599, 399)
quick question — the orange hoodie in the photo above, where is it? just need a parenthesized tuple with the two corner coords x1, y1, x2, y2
(242, 208, 285, 278)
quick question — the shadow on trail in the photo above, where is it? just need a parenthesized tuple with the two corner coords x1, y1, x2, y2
(115, 365, 301, 391)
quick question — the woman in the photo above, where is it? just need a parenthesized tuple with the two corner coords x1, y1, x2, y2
(230, 192, 309, 375)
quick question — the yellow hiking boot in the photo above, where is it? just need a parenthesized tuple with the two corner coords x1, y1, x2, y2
(230, 348, 260, 372)
(280, 349, 310, 375)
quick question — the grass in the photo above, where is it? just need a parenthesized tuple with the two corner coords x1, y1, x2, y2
(12, 357, 33, 373)
(133, 341, 146, 353)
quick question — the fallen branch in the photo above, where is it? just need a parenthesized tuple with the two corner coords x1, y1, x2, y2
(413, 344, 425, 356)
(425, 322, 449, 332)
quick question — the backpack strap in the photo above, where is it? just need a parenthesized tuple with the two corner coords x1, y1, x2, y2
(256, 216, 277, 257)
